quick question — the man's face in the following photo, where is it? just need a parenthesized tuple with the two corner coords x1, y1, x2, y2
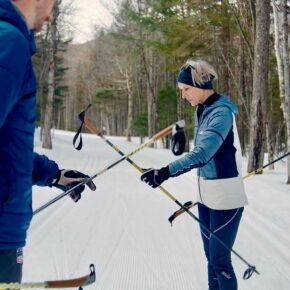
(178, 83, 205, 106)
(33, 0, 56, 32)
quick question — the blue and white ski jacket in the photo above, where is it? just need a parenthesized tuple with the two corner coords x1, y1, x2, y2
(0, 0, 59, 249)
(169, 93, 248, 210)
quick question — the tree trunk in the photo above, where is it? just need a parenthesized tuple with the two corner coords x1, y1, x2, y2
(266, 121, 275, 169)
(281, 1, 290, 183)
(272, 0, 290, 183)
(145, 46, 157, 139)
(42, 16, 57, 149)
(237, 32, 248, 155)
(247, 0, 270, 173)
(126, 70, 133, 141)
(42, 57, 55, 149)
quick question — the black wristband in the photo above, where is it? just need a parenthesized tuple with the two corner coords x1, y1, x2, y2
(158, 166, 171, 181)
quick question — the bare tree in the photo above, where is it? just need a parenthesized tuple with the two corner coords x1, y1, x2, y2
(42, 1, 61, 149)
(272, 0, 290, 182)
(247, 0, 271, 173)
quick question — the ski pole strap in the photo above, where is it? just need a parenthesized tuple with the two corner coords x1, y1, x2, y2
(243, 265, 258, 280)
(0, 264, 95, 289)
(73, 104, 92, 151)
(168, 201, 197, 226)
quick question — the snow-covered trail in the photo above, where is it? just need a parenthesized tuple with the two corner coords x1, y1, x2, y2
(24, 130, 290, 290)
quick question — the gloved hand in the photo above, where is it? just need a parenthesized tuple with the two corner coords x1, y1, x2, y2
(140, 166, 171, 188)
(51, 170, 96, 202)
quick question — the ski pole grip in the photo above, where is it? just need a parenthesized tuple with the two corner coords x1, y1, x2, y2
(153, 126, 172, 140)
(83, 117, 99, 135)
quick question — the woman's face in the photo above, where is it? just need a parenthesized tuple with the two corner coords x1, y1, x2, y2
(178, 83, 205, 106)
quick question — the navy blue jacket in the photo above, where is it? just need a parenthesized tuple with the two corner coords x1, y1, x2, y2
(0, 0, 59, 249)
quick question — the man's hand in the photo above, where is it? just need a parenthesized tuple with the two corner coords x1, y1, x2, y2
(51, 170, 96, 202)
(140, 166, 171, 188)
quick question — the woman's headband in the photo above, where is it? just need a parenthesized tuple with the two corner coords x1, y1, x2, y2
(177, 65, 214, 90)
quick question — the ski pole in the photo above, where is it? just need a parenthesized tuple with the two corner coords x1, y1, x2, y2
(243, 150, 290, 179)
(81, 115, 259, 280)
(33, 118, 179, 216)
(0, 264, 95, 289)
(33, 179, 91, 215)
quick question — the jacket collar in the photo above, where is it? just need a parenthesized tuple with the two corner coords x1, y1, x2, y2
(203, 92, 221, 107)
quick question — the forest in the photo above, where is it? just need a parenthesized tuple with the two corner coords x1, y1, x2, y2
(33, 0, 290, 181)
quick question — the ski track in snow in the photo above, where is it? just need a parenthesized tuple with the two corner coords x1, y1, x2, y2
(23, 130, 290, 290)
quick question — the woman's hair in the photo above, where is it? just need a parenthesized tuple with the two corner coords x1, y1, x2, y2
(181, 59, 218, 87)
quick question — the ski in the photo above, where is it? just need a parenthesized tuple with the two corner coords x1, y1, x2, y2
(0, 264, 95, 289)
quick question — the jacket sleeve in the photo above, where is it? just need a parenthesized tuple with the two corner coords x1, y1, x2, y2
(169, 107, 233, 177)
(0, 31, 28, 128)
(32, 153, 59, 186)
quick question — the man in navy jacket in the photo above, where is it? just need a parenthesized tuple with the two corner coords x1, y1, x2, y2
(0, 0, 96, 283)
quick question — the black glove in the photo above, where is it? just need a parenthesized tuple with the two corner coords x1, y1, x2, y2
(51, 169, 96, 202)
(171, 122, 186, 156)
(140, 166, 171, 188)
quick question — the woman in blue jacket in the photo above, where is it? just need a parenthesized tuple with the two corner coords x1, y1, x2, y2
(141, 59, 248, 290)
(0, 0, 96, 283)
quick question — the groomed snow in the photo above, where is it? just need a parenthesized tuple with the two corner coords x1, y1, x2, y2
(24, 129, 290, 290)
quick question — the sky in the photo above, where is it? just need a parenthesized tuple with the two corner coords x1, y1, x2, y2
(23, 129, 290, 290)
(63, 0, 115, 43)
